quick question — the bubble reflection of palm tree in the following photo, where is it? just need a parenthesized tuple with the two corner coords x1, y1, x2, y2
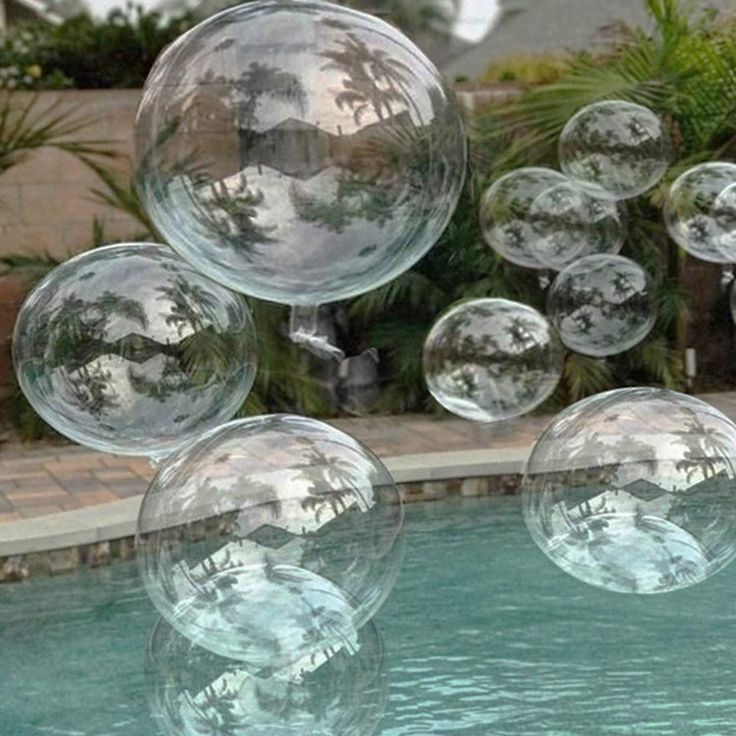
(321, 32, 413, 125)
(294, 442, 372, 521)
(43, 277, 247, 418)
(674, 416, 733, 483)
(43, 291, 148, 418)
(235, 60, 307, 151)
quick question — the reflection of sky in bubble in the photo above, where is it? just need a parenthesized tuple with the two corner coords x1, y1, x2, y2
(424, 299, 564, 422)
(665, 163, 736, 264)
(549, 255, 656, 357)
(523, 389, 736, 594)
(530, 180, 626, 269)
(137, 416, 403, 668)
(481, 167, 567, 269)
(560, 101, 671, 200)
(137, 1, 465, 305)
(14, 244, 256, 457)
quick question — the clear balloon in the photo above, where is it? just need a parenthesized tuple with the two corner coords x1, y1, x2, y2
(423, 298, 564, 423)
(13, 243, 257, 459)
(664, 162, 736, 263)
(522, 388, 736, 594)
(529, 178, 627, 270)
(560, 100, 672, 200)
(134, 0, 466, 306)
(136, 415, 404, 669)
(547, 254, 656, 357)
(480, 167, 568, 269)
(146, 618, 387, 736)
(714, 182, 736, 261)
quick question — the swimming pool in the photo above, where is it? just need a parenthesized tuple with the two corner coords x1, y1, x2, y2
(2, 496, 736, 735)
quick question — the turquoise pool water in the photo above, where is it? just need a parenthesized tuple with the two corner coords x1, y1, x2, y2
(2, 496, 736, 735)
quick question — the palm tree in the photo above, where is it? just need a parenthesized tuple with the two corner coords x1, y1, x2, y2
(0, 92, 115, 178)
(321, 33, 409, 123)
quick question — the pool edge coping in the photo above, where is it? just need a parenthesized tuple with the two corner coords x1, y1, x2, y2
(0, 447, 530, 557)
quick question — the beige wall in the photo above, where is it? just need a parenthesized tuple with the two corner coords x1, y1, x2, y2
(0, 86, 509, 261)
(0, 89, 142, 260)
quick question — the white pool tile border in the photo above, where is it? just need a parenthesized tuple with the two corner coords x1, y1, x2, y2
(0, 447, 530, 557)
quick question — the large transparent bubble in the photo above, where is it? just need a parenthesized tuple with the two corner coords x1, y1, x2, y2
(547, 254, 656, 358)
(146, 618, 387, 736)
(664, 162, 736, 264)
(136, 415, 404, 669)
(134, 0, 466, 306)
(522, 388, 736, 594)
(528, 179, 626, 270)
(560, 100, 672, 200)
(480, 167, 568, 269)
(423, 298, 564, 423)
(13, 243, 256, 459)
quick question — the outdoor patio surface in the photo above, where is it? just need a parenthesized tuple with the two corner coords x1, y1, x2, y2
(1, 390, 736, 525)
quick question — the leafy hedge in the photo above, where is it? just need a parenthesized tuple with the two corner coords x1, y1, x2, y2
(0, 5, 196, 90)
(0, 0, 457, 91)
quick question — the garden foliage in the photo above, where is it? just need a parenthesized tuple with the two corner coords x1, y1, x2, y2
(3, 0, 736, 438)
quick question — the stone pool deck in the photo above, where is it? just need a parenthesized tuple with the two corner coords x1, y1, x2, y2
(3, 391, 736, 580)
(0, 412, 554, 523)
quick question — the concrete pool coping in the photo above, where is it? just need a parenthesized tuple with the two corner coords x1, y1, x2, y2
(0, 447, 530, 559)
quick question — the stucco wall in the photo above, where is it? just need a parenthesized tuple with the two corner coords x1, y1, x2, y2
(0, 89, 142, 259)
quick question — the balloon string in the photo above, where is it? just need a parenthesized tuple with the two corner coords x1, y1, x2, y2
(721, 265, 735, 291)
(289, 305, 346, 362)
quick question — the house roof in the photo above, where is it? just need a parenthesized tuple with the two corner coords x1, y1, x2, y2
(443, 0, 736, 80)
(7, 0, 62, 24)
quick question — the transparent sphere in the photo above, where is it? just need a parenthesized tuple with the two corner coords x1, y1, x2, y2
(146, 618, 387, 736)
(13, 243, 256, 458)
(528, 179, 626, 270)
(134, 0, 466, 306)
(547, 254, 656, 358)
(664, 162, 736, 263)
(136, 415, 404, 669)
(423, 298, 564, 423)
(480, 167, 568, 269)
(714, 182, 736, 261)
(522, 388, 736, 594)
(560, 100, 672, 200)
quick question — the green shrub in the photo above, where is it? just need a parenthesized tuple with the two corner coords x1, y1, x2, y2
(481, 53, 574, 85)
(0, 4, 196, 91)
(349, 0, 736, 412)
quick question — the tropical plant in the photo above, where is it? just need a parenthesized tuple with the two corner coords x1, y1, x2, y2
(0, 92, 116, 438)
(0, 4, 197, 91)
(0, 92, 115, 175)
(348, 0, 736, 411)
(481, 53, 573, 85)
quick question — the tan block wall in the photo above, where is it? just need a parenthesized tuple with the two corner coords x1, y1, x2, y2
(0, 89, 143, 260)
(0, 85, 514, 261)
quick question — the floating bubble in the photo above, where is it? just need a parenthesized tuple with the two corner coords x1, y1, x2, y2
(522, 388, 736, 594)
(423, 299, 564, 423)
(713, 179, 736, 262)
(136, 415, 404, 668)
(528, 179, 627, 270)
(664, 162, 736, 263)
(560, 100, 672, 200)
(146, 617, 388, 736)
(13, 243, 256, 459)
(480, 167, 568, 269)
(547, 254, 656, 358)
(134, 0, 466, 306)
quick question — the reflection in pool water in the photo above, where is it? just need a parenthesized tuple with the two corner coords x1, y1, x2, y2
(146, 617, 387, 735)
(3, 497, 736, 735)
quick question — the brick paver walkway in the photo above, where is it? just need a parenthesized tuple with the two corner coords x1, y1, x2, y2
(2, 391, 736, 524)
